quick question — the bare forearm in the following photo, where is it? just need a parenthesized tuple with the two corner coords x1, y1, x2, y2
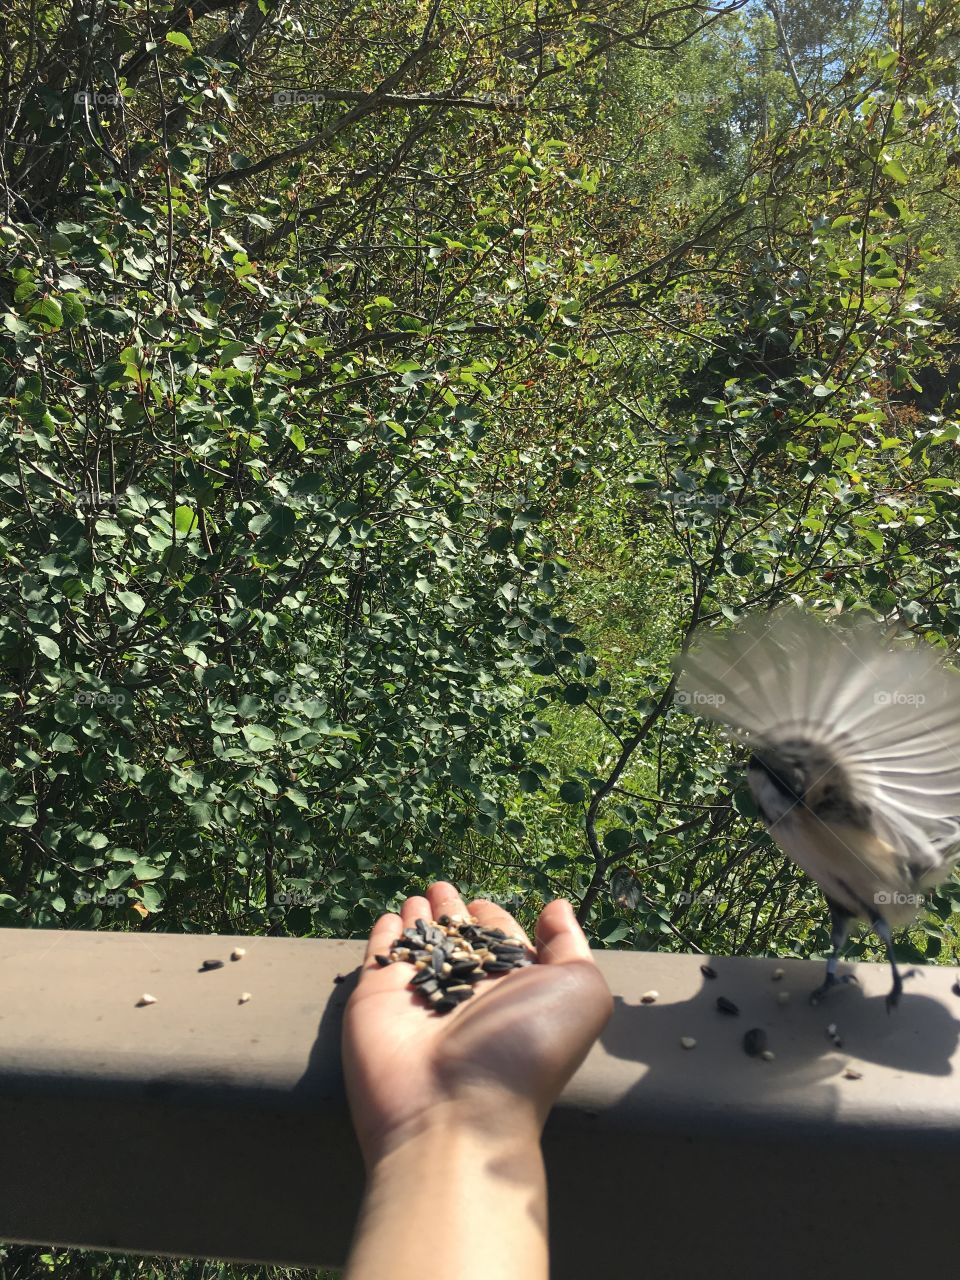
(345, 1111, 548, 1280)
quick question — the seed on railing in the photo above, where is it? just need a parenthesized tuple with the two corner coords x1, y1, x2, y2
(640, 990, 659, 1004)
(826, 1022, 843, 1049)
(231, 948, 246, 961)
(136, 993, 158, 1007)
(743, 1028, 768, 1057)
(842, 1066, 862, 1080)
(200, 959, 224, 971)
(772, 968, 785, 981)
(716, 996, 739, 1015)
(776, 991, 790, 1006)
(761, 1050, 776, 1062)
(680, 1036, 697, 1050)
(700, 964, 717, 980)
(238, 993, 251, 1004)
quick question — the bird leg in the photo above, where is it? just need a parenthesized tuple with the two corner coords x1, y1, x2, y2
(870, 914, 916, 1013)
(809, 900, 858, 1005)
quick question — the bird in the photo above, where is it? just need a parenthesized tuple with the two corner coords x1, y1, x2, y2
(676, 608, 960, 1010)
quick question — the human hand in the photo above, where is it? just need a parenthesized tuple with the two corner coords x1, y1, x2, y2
(342, 880, 613, 1168)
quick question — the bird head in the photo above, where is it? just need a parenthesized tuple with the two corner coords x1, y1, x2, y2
(749, 738, 853, 812)
(748, 745, 807, 803)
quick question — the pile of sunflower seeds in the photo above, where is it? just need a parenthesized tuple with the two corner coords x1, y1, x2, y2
(376, 914, 534, 1013)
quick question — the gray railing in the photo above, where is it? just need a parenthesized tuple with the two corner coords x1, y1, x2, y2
(1, 927, 958, 1277)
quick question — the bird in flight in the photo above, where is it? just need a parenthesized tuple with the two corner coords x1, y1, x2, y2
(677, 609, 960, 1010)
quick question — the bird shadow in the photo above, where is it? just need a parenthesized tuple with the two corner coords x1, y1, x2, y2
(598, 956, 959, 1128)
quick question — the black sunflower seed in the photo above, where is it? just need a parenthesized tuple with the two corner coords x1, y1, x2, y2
(716, 996, 739, 1015)
(743, 1028, 768, 1057)
(451, 960, 480, 977)
(434, 998, 457, 1013)
(431, 950, 445, 974)
(482, 961, 514, 974)
(200, 959, 224, 971)
(700, 964, 717, 980)
(444, 984, 474, 1003)
(374, 954, 392, 967)
(415, 918, 429, 940)
(953, 978, 960, 997)
(491, 944, 526, 959)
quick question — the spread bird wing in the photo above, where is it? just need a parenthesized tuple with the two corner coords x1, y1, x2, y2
(678, 608, 960, 876)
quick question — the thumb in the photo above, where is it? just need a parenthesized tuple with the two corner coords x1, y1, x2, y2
(535, 898, 595, 965)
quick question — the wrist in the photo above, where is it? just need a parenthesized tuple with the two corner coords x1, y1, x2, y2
(347, 1098, 549, 1280)
(362, 1093, 543, 1175)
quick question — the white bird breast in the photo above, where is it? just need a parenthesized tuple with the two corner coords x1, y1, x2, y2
(748, 768, 924, 925)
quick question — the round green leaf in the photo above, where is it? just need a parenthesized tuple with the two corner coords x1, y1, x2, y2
(117, 591, 145, 614)
(241, 724, 277, 752)
(36, 636, 61, 660)
(562, 682, 589, 705)
(558, 779, 586, 804)
(602, 827, 633, 854)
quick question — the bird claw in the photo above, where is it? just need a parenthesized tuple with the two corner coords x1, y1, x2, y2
(809, 972, 858, 1006)
(885, 967, 917, 1014)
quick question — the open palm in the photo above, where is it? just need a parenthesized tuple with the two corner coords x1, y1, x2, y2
(342, 881, 613, 1166)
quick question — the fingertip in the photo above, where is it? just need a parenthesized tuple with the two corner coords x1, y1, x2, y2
(430, 880, 460, 898)
(362, 911, 402, 968)
(535, 898, 593, 964)
(427, 881, 470, 922)
(400, 894, 431, 927)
